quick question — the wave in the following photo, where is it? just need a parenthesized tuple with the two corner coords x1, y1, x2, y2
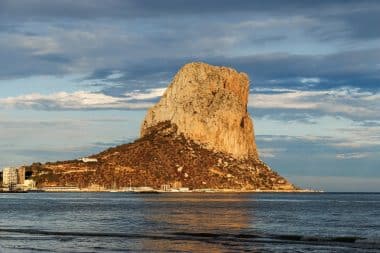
(0, 228, 162, 239)
(173, 232, 380, 250)
(173, 231, 362, 242)
(1, 228, 379, 250)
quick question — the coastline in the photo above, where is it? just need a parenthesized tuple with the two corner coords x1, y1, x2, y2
(0, 188, 322, 193)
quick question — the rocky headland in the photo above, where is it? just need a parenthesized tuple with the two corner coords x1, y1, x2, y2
(24, 62, 297, 191)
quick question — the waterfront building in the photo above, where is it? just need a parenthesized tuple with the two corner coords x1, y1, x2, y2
(23, 179, 36, 190)
(160, 184, 171, 191)
(42, 186, 81, 192)
(78, 157, 98, 163)
(134, 186, 154, 192)
(2, 167, 27, 191)
(2, 167, 18, 191)
(17, 167, 25, 185)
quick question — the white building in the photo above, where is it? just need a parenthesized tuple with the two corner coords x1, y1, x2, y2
(23, 179, 36, 190)
(42, 186, 81, 192)
(2, 167, 18, 190)
(78, 157, 98, 163)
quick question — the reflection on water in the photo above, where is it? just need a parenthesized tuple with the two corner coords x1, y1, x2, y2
(144, 194, 251, 231)
(139, 194, 252, 252)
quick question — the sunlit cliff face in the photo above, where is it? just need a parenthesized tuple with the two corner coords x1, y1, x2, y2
(141, 62, 257, 159)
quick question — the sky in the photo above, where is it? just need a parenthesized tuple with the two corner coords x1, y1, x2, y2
(0, 0, 379, 191)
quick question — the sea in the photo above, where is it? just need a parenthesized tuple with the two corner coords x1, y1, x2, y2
(0, 192, 379, 253)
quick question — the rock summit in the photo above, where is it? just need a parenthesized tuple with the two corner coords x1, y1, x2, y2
(141, 62, 258, 159)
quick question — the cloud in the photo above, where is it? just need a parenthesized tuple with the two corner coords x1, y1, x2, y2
(331, 126, 380, 148)
(1, 0, 379, 52)
(2, 85, 380, 125)
(249, 87, 380, 121)
(1, 0, 379, 85)
(256, 117, 380, 151)
(0, 1, 346, 20)
(77, 46, 380, 103)
(124, 87, 166, 100)
(0, 91, 154, 110)
(1, 1, 380, 94)
(255, 132, 380, 183)
(300, 78, 320, 84)
(0, 87, 168, 110)
(259, 148, 286, 158)
(327, 8, 380, 40)
(336, 153, 369, 159)
(234, 16, 316, 32)
(225, 48, 380, 88)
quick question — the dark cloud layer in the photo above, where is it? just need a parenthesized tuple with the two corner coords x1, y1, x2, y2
(1, 0, 379, 90)
(220, 49, 380, 90)
(0, 1, 340, 19)
(86, 47, 380, 94)
(0, 1, 377, 20)
(1, 0, 380, 43)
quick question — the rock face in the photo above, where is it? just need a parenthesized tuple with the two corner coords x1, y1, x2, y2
(141, 62, 258, 159)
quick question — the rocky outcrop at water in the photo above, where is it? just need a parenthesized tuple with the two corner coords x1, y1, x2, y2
(25, 62, 296, 191)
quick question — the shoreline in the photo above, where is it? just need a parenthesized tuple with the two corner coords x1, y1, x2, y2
(1, 189, 322, 193)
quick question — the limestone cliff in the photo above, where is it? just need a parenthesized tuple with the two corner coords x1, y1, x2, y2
(141, 62, 258, 159)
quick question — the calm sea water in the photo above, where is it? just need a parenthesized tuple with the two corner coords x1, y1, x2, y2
(0, 192, 379, 253)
